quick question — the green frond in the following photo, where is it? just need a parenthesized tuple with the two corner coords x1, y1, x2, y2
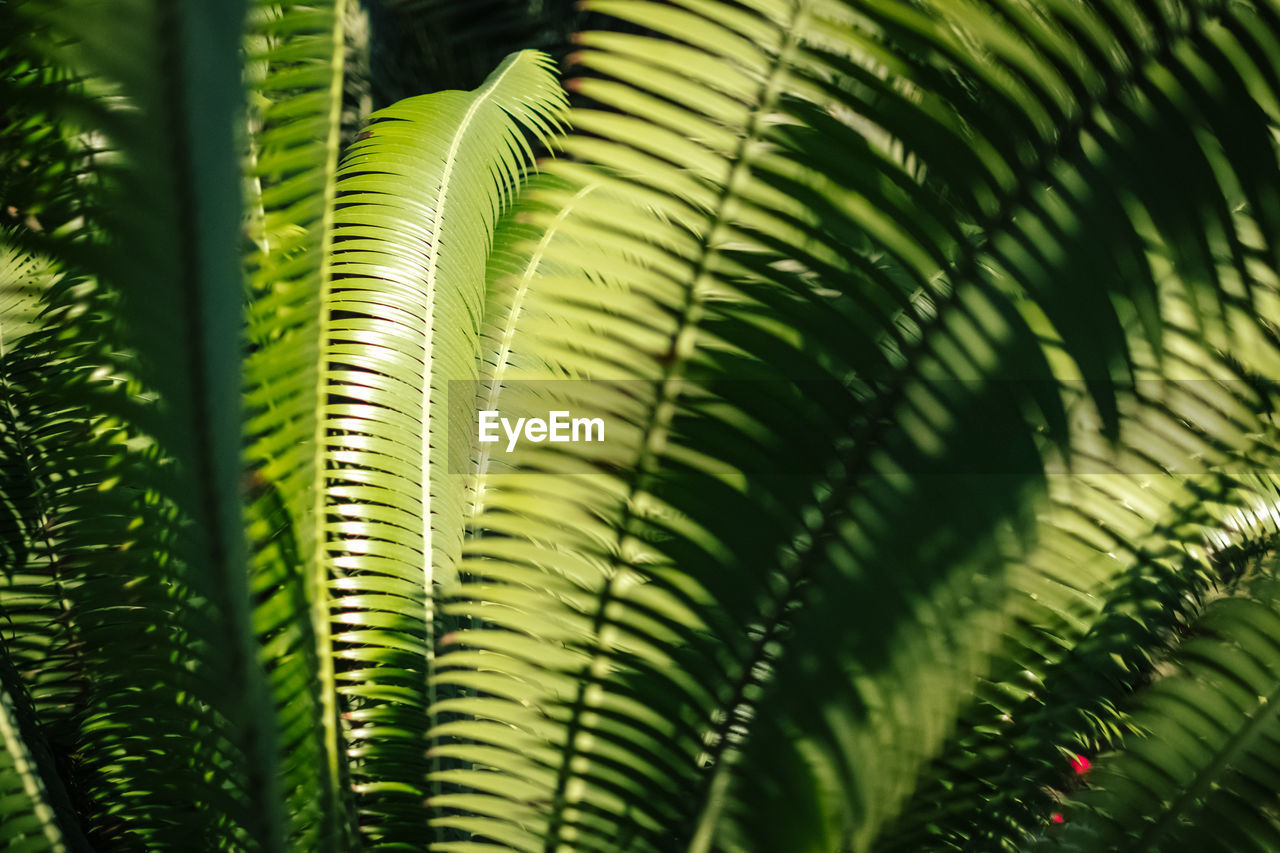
(1049, 571, 1280, 851)
(243, 0, 360, 847)
(0, 7, 86, 242)
(322, 48, 566, 847)
(0, 242, 82, 733)
(0, 243, 87, 853)
(9, 0, 1280, 847)
(0, 670, 73, 853)
(7, 1, 286, 847)
(877, 461, 1280, 851)
(469, 173, 630, 529)
(0, 229, 249, 848)
(436, 0, 1280, 850)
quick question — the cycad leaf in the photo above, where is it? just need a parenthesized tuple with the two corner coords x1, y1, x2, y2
(244, 0, 359, 847)
(1049, 573, 1280, 852)
(0, 244, 88, 852)
(877, 463, 1280, 852)
(0, 670, 71, 853)
(439, 0, 1280, 851)
(0, 241, 87, 743)
(323, 48, 565, 847)
(8, 0, 286, 847)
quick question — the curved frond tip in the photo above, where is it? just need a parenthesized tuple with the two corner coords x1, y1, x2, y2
(322, 48, 567, 847)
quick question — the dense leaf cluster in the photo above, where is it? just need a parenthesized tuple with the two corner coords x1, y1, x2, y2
(6, 0, 1280, 851)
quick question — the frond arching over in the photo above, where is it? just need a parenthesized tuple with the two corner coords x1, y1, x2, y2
(436, 0, 1280, 851)
(322, 48, 566, 847)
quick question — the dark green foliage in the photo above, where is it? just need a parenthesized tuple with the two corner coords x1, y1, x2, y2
(7, 0, 1280, 852)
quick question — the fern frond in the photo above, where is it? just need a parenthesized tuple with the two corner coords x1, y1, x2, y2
(243, 1, 360, 847)
(322, 48, 566, 847)
(8, 1, 286, 847)
(0, 667, 74, 853)
(438, 1, 1280, 850)
(1049, 571, 1280, 851)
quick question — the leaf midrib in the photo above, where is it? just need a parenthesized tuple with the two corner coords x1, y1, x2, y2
(539, 2, 815, 849)
(418, 55, 526, 835)
(310, 2, 354, 848)
(684, 7, 1243, 850)
(469, 180, 601, 528)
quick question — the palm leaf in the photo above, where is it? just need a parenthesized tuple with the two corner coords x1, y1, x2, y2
(0, 662, 76, 853)
(243, 0, 361, 847)
(0, 230, 241, 849)
(0, 243, 89, 853)
(877, 463, 1280, 851)
(1049, 570, 1280, 851)
(7, 1, 286, 847)
(436, 0, 1280, 850)
(322, 48, 566, 847)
